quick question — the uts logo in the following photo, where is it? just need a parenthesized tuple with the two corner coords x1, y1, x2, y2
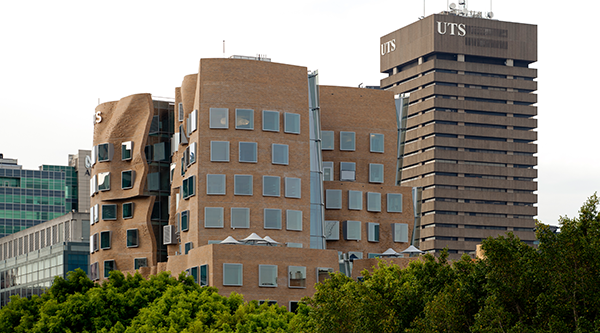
(437, 21, 466, 36)
(381, 39, 396, 55)
(94, 111, 102, 124)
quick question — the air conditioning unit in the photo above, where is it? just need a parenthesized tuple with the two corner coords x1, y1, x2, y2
(163, 225, 178, 245)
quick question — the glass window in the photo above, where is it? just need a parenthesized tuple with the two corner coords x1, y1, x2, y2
(368, 223, 380, 242)
(205, 207, 224, 228)
(325, 189, 342, 209)
(94, 204, 99, 223)
(97, 143, 113, 162)
(134, 258, 147, 270)
(264, 209, 282, 229)
(206, 174, 226, 195)
(259, 265, 278, 287)
(262, 176, 280, 197)
(127, 229, 139, 247)
(367, 192, 382, 212)
(348, 190, 362, 210)
(239, 142, 257, 163)
(182, 175, 196, 199)
(153, 142, 167, 161)
(325, 220, 339, 240)
(284, 112, 300, 134)
(210, 108, 229, 129)
(184, 242, 193, 255)
(340, 132, 355, 151)
(393, 223, 409, 242)
(344, 221, 361, 240)
(370, 133, 384, 153)
(90, 175, 97, 196)
(272, 144, 289, 165)
(121, 170, 134, 189)
(234, 175, 253, 196)
(178, 103, 184, 122)
(369, 164, 384, 183)
(188, 142, 197, 165)
(340, 162, 356, 181)
(122, 141, 133, 160)
(104, 260, 115, 279)
(181, 210, 189, 231)
(100, 231, 111, 249)
(188, 110, 198, 134)
(200, 264, 208, 286)
(98, 172, 111, 191)
(123, 202, 133, 219)
(102, 205, 117, 221)
(231, 207, 250, 228)
(323, 161, 334, 181)
(285, 177, 301, 198)
(148, 172, 160, 191)
(223, 263, 243, 286)
(288, 266, 306, 288)
(210, 141, 230, 162)
(322, 131, 334, 150)
(286, 210, 302, 231)
(262, 110, 280, 132)
(317, 267, 334, 283)
(387, 193, 403, 212)
(236, 109, 254, 130)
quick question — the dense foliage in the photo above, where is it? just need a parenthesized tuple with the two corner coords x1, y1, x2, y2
(1, 194, 599, 332)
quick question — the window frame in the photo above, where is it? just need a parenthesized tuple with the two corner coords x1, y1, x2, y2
(235, 108, 254, 130)
(262, 176, 280, 197)
(210, 141, 230, 162)
(369, 164, 384, 183)
(126, 229, 139, 248)
(262, 110, 280, 132)
(122, 202, 134, 219)
(234, 174, 253, 196)
(343, 220, 361, 241)
(286, 210, 302, 231)
(209, 108, 229, 129)
(340, 131, 356, 151)
(387, 193, 403, 212)
(205, 207, 224, 228)
(322, 161, 334, 181)
(239, 142, 258, 163)
(206, 174, 226, 195)
(284, 112, 300, 134)
(121, 141, 133, 161)
(121, 170, 134, 189)
(284, 177, 301, 199)
(264, 208, 282, 229)
(368, 222, 380, 242)
(325, 220, 340, 240)
(98, 172, 111, 191)
(104, 260, 115, 279)
(370, 133, 384, 153)
(102, 204, 117, 221)
(348, 190, 363, 210)
(272, 144, 289, 165)
(100, 231, 111, 250)
(181, 210, 189, 232)
(288, 266, 307, 289)
(340, 162, 356, 181)
(259, 264, 278, 287)
(325, 189, 342, 209)
(367, 192, 382, 212)
(230, 207, 250, 229)
(223, 263, 243, 286)
(321, 131, 334, 150)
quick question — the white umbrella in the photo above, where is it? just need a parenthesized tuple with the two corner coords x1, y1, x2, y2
(381, 248, 400, 256)
(220, 236, 242, 245)
(241, 233, 266, 245)
(401, 245, 424, 255)
(263, 236, 280, 246)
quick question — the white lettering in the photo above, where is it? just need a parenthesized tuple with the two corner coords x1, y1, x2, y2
(437, 21, 447, 35)
(380, 39, 396, 55)
(95, 111, 102, 124)
(437, 22, 467, 37)
(458, 23, 466, 36)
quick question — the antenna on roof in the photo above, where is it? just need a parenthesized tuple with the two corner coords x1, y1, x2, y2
(223, 40, 225, 58)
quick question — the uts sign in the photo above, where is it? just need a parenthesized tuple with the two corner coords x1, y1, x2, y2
(381, 39, 396, 55)
(437, 21, 466, 36)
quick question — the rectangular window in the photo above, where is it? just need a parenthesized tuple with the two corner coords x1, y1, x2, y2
(236, 109, 254, 130)
(321, 131, 334, 150)
(205, 207, 224, 228)
(210, 108, 229, 129)
(262, 110, 280, 132)
(97, 143, 114, 162)
(127, 229, 139, 247)
(188, 142, 197, 166)
(122, 141, 133, 160)
(206, 174, 226, 195)
(123, 202, 134, 219)
(369, 164, 384, 183)
(288, 266, 306, 288)
(239, 142, 257, 163)
(182, 175, 196, 199)
(90, 175, 97, 196)
(188, 110, 198, 134)
(234, 175, 253, 195)
(148, 172, 161, 191)
(262, 176, 280, 197)
(200, 264, 208, 286)
(285, 177, 301, 198)
(343, 220, 361, 241)
(100, 231, 111, 249)
(286, 210, 302, 231)
(272, 144, 289, 165)
(325, 220, 339, 240)
(184, 242, 193, 255)
(223, 263, 243, 286)
(370, 133, 384, 153)
(340, 132, 356, 151)
(121, 170, 134, 189)
(340, 162, 356, 182)
(264, 209, 282, 229)
(98, 172, 111, 191)
(317, 267, 334, 283)
(387, 193, 403, 212)
(90, 233, 98, 253)
(134, 258, 147, 270)
(367, 192, 381, 212)
(104, 260, 115, 278)
(231, 207, 250, 228)
(178, 103, 184, 122)
(286, 243, 303, 248)
(323, 162, 334, 181)
(90, 262, 99, 280)
(210, 141, 230, 162)
(259, 265, 278, 287)
(181, 210, 189, 231)
(325, 189, 342, 209)
(368, 223, 380, 242)
(102, 204, 117, 220)
(284, 112, 300, 134)
(348, 190, 362, 210)
(393, 223, 409, 243)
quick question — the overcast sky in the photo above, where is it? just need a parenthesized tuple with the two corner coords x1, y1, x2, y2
(1, 0, 598, 226)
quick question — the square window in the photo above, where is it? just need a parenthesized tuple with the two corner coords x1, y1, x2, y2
(134, 258, 147, 270)
(393, 223, 409, 243)
(178, 103, 184, 122)
(184, 242, 193, 255)
(317, 267, 334, 283)
(181, 210, 189, 231)
(272, 144, 289, 165)
(100, 231, 111, 249)
(325, 190, 342, 209)
(370, 133, 384, 153)
(223, 263, 243, 286)
(234, 175, 253, 195)
(323, 161, 334, 181)
(285, 177, 301, 198)
(127, 229, 139, 247)
(122, 141, 133, 160)
(340, 162, 356, 181)
(264, 209, 282, 229)
(348, 190, 362, 210)
(288, 266, 306, 288)
(259, 265, 278, 287)
(263, 110, 279, 132)
(210, 141, 230, 162)
(231, 208, 250, 228)
(205, 207, 224, 228)
(102, 205, 117, 221)
(368, 223, 380, 242)
(284, 112, 300, 134)
(343, 221, 361, 240)
(369, 164, 384, 183)
(104, 260, 115, 279)
(207, 174, 226, 195)
(367, 192, 382, 212)
(210, 108, 229, 129)
(239, 142, 257, 163)
(262, 176, 280, 197)
(97, 143, 113, 162)
(98, 172, 111, 191)
(200, 264, 209, 286)
(387, 193, 403, 212)
(236, 109, 254, 130)
(121, 170, 134, 189)
(286, 210, 302, 231)
(321, 131, 334, 150)
(340, 132, 356, 151)
(123, 202, 134, 219)
(325, 220, 339, 240)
